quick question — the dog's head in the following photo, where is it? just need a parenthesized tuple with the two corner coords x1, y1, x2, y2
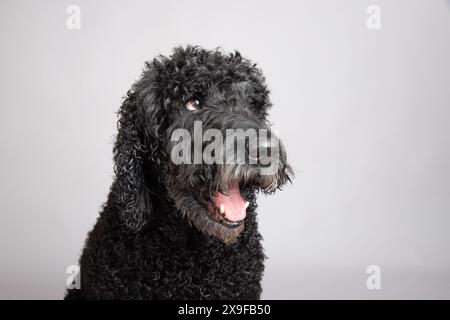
(113, 46, 292, 244)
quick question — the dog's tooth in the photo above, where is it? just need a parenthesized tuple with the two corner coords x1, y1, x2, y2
(244, 201, 249, 209)
(220, 204, 225, 214)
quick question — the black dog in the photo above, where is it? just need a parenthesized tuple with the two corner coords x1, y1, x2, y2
(66, 46, 292, 299)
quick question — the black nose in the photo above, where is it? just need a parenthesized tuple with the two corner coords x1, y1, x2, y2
(247, 132, 280, 167)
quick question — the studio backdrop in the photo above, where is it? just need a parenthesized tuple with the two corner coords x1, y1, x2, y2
(0, 0, 449, 299)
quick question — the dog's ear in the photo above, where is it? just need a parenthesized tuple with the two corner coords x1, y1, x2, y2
(112, 89, 154, 231)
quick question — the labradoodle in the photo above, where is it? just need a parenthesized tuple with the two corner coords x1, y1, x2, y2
(65, 46, 292, 299)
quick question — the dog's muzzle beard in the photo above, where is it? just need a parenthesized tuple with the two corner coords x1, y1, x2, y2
(166, 151, 291, 245)
(167, 164, 288, 245)
(166, 114, 292, 244)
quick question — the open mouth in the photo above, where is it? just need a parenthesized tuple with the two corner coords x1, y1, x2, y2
(206, 183, 249, 229)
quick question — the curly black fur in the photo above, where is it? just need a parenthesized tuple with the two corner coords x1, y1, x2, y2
(65, 46, 292, 300)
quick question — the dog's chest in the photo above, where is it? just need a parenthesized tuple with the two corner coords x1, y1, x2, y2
(138, 237, 264, 299)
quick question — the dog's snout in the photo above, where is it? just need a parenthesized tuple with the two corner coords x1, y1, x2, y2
(247, 132, 281, 166)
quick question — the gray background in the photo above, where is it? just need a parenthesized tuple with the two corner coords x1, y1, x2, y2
(0, 0, 449, 299)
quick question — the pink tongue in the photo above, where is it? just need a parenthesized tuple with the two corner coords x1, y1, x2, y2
(212, 184, 247, 221)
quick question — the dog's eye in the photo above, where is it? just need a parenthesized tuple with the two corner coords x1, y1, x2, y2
(185, 99, 202, 111)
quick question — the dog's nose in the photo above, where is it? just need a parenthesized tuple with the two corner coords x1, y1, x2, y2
(248, 133, 280, 167)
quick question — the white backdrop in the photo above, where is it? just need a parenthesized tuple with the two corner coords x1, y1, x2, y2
(0, 0, 449, 299)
